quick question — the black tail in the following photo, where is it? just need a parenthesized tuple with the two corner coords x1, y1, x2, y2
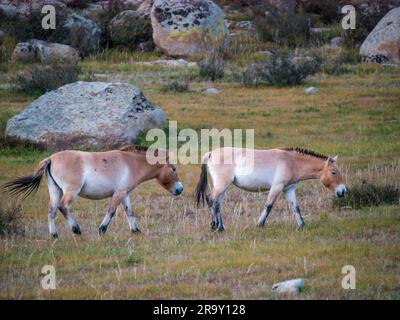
(3, 158, 51, 200)
(195, 163, 208, 207)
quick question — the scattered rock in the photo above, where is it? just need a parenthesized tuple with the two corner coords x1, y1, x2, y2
(136, 0, 154, 20)
(234, 20, 254, 31)
(138, 58, 197, 67)
(11, 39, 81, 65)
(304, 86, 319, 94)
(330, 36, 344, 48)
(360, 7, 400, 64)
(150, 0, 227, 57)
(108, 10, 153, 49)
(5, 81, 166, 150)
(202, 87, 220, 94)
(272, 278, 304, 294)
(310, 27, 331, 34)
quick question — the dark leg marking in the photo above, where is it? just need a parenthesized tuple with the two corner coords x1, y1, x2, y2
(258, 204, 273, 227)
(295, 205, 305, 228)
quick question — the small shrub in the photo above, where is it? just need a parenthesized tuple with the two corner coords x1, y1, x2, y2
(161, 80, 189, 93)
(0, 204, 24, 237)
(332, 182, 400, 210)
(125, 253, 143, 265)
(320, 47, 361, 75)
(0, 135, 46, 151)
(198, 41, 225, 81)
(255, 9, 311, 47)
(240, 49, 321, 87)
(11, 63, 80, 94)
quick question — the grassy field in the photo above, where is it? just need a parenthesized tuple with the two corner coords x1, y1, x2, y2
(0, 56, 399, 299)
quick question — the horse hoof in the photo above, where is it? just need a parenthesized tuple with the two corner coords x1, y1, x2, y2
(217, 225, 225, 232)
(297, 222, 305, 229)
(210, 222, 217, 230)
(257, 222, 265, 228)
(72, 224, 81, 235)
(51, 233, 58, 239)
(131, 228, 141, 234)
(98, 225, 108, 235)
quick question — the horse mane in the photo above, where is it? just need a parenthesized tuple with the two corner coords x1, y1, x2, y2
(281, 147, 328, 160)
(118, 145, 150, 153)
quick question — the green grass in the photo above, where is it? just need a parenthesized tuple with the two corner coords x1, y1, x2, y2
(0, 56, 399, 299)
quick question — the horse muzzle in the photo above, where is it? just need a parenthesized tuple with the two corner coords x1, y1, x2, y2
(335, 184, 347, 198)
(172, 182, 184, 196)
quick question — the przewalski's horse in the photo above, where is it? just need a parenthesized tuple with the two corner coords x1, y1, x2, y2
(3, 146, 184, 238)
(195, 147, 347, 231)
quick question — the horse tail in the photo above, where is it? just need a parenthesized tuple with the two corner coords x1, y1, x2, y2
(3, 157, 51, 200)
(195, 152, 211, 207)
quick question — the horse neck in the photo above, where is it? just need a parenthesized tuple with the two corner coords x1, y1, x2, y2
(128, 153, 161, 184)
(294, 156, 325, 181)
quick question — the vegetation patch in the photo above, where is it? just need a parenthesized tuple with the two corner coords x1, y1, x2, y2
(332, 182, 400, 210)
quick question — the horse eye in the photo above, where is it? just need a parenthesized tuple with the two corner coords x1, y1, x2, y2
(172, 167, 176, 172)
(331, 171, 336, 176)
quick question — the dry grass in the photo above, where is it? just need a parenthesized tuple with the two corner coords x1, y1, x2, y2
(0, 61, 399, 299)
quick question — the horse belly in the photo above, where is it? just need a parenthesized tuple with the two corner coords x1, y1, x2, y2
(233, 169, 274, 192)
(79, 175, 116, 200)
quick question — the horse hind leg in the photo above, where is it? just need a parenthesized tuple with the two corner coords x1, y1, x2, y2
(59, 190, 81, 235)
(47, 178, 62, 239)
(210, 184, 228, 232)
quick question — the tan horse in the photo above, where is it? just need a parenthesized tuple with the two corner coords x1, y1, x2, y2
(196, 147, 347, 231)
(3, 146, 183, 238)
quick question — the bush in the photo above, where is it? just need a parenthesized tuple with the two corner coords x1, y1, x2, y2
(0, 135, 46, 151)
(198, 45, 225, 81)
(255, 9, 312, 47)
(0, 204, 24, 237)
(320, 47, 361, 75)
(332, 182, 399, 210)
(161, 80, 189, 93)
(11, 63, 80, 94)
(240, 49, 321, 87)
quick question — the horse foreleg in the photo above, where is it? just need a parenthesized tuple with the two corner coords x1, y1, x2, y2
(99, 191, 126, 235)
(121, 194, 141, 233)
(284, 186, 305, 228)
(59, 190, 81, 235)
(257, 184, 284, 227)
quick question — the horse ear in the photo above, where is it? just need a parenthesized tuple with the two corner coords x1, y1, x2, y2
(326, 156, 337, 165)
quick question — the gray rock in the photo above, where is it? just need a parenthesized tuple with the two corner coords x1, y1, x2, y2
(62, 13, 102, 56)
(234, 20, 254, 31)
(330, 36, 344, 48)
(272, 278, 304, 294)
(11, 39, 80, 65)
(5, 81, 165, 150)
(150, 0, 227, 57)
(108, 10, 152, 49)
(304, 87, 319, 94)
(202, 87, 220, 94)
(360, 7, 400, 64)
(138, 58, 197, 67)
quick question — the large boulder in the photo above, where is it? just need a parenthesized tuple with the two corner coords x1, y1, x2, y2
(11, 39, 80, 64)
(5, 82, 166, 150)
(108, 10, 152, 49)
(360, 7, 400, 64)
(150, 0, 227, 57)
